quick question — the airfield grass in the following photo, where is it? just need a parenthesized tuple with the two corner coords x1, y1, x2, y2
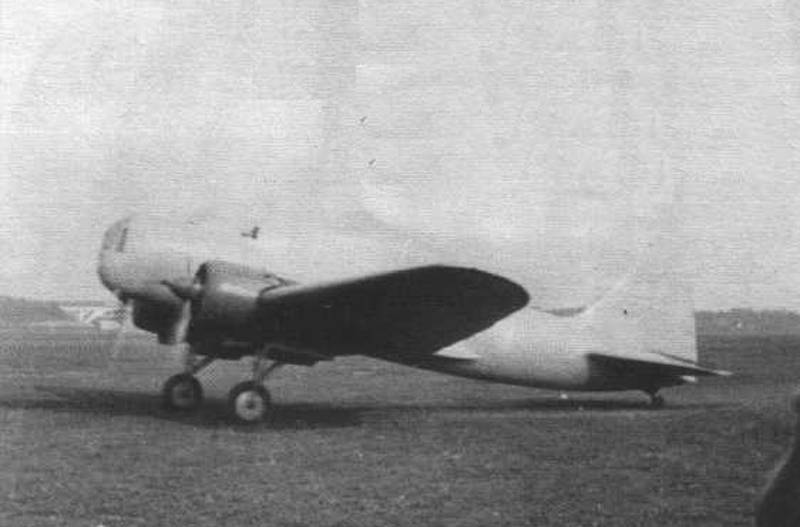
(0, 330, 798, 526)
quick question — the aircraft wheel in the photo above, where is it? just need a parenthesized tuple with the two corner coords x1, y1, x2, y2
(228, 381, 271, 423)
(162, 373, 203, 411)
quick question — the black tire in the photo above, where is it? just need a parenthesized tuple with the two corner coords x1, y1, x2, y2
(228, 381, 271, 423)
(162, 373, 203, 411)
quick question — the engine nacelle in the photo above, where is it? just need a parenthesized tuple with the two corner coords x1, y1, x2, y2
(132, 297, 183, 343)
(188, 260, 288, 343)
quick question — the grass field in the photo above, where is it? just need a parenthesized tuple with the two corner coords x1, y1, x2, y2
(1, 329, 799, 526)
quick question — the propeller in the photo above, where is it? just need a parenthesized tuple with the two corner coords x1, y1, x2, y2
(172, 291, 194, 345)
(161, 276, 203, 345)
(108, 298, 134, 361)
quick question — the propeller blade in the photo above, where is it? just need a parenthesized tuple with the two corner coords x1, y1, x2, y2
(172, 298, 193, 345)
(108, 300, 133, 361)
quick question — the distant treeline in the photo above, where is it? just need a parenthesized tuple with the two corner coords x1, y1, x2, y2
(695, 309, 800, 337)
(0, 296, 68, 327)
(545, 308, 800, 336)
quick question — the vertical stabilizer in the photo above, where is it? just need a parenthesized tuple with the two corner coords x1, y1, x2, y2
(578, 251, 697, 363)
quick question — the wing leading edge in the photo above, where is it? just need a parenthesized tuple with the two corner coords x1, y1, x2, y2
(254, 265, 530, 359)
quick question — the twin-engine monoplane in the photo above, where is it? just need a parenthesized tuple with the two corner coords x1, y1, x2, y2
(98, 216, 728, 423)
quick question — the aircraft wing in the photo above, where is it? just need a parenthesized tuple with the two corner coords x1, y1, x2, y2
(587, 351, 731, 379)
(254, 265, 529, 359)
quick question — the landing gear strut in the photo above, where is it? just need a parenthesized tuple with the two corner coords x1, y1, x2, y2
(227, 350, 283, 424)
(162, 352, 214, 411)
(161, 346, 283, 423)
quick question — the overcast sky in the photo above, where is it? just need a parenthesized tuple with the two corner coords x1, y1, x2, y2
(2, 1, 800, 309)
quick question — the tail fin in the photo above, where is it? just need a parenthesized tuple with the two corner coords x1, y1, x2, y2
(578, 255, 697, 363)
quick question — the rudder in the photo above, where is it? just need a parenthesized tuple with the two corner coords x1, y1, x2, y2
(577, 258, 697, 363)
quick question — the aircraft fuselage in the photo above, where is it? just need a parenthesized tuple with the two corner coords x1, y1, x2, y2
(97, 214, 718, 419)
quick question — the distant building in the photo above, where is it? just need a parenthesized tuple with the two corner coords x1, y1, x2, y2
(59, 304, 123, 331)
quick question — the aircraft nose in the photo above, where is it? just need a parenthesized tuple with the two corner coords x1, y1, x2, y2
(97, 252, 124, 295)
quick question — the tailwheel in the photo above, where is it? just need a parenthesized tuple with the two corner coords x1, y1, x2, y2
(228, 381, 272, 424)
(162, 373, 203, 411)
(647, 391, 665, 409)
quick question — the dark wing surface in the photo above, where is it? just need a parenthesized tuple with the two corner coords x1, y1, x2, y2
(255, 265, 529, 359)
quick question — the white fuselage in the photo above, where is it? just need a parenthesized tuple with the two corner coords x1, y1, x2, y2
(98, 216, 692, 394)
(432, 312, 599, 389)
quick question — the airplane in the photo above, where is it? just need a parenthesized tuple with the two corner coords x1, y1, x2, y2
(97, 215, 729, 423)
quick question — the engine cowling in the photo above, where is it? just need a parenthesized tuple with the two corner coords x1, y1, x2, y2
(132, 297, 183, 343)
(187, 260, 289, 343)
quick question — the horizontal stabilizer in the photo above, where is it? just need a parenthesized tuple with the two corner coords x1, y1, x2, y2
(255, 265, 529, 358)
(434, 345, 481, 361)
(588, 351, 731, 379)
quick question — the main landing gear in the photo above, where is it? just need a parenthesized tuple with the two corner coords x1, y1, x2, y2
(227, 353, 282, 423)
(162, 354, 213, 412)
(161, 348, 283, 423)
